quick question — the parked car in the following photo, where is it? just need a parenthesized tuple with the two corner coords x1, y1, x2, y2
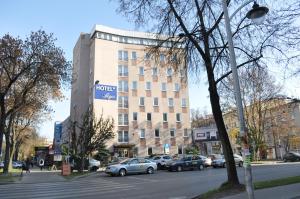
(234, 154, 243, 167)
(212, 155, 226, 168)
(198, 155, 212, 167)
(283, 152, 300, 162)
(151, 155, 173, 169)
(89, 158, 101, 171)
(105, 158, 157, 176)
(0, 161, 4, 169)
(166, 155, 205, 172)
(12, 161, 23, 169)
(212, 154, 243, 168)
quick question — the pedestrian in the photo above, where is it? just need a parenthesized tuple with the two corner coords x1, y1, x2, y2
(39, 159, 44, 171)
(25, 158, 31, 173)
(30, 159, 34, 168)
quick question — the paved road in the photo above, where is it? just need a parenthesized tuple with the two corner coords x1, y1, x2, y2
(0, 163, 300, 199)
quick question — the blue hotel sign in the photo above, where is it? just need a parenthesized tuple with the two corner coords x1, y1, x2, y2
(95, 84, 117, 100)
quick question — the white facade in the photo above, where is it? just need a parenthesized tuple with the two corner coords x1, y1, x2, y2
(69, 25, 192, 158)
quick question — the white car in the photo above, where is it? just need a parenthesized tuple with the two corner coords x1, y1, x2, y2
(151, 155, 173, 169)
(198, 155, 212, 167)
(234, 154, 243, 167)
(89, 158, 101, 171)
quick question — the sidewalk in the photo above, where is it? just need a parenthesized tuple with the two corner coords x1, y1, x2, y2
(221, 183, 300, 199)
(18, 168, 66, 184)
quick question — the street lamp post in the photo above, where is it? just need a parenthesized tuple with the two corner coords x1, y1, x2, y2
(222, 1, 269, 199)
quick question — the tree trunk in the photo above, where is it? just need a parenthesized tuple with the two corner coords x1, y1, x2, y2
(206, 57, 240, 185)
(3, 133, 10, 174)
(0, 96, 5, 157)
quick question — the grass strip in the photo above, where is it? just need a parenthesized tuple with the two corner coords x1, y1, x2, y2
(193, 182, 245, 199)
(254, 176, 300, 190)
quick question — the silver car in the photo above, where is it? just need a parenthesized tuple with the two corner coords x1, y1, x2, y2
(105, 158, 157, 176)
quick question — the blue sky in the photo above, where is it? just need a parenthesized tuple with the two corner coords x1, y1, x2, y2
(0, 0, 210, 139)
(1, 0, 299, 139)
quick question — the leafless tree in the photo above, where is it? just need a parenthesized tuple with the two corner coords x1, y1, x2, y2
(116, 0, 300, 186)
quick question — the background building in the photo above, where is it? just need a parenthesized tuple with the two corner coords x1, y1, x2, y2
(192, 116, 222, 155)
(68, 25, 192, 158)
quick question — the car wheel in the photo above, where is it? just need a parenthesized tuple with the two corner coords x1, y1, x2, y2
(199, 164, 204, 170)
(119, 169, 126, 177)
(157, 163, 162, 170)
(238, 162, 243, 167)
(90, 166, 98, 172)
(147, 167, 154, 174)
(177, 165, 182, 172)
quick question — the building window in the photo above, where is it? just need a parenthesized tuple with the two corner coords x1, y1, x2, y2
(133, 112, 138, 121)
(145, 82, 151, 90)
(144, 53, 151, 60)
(118, 96, 128, 108)
(167, 68, 173, 76)
(118, 114, 129, 126)
(118, 50, 128, 61)
(147, 113, 152, 121)
(153, 97, 159, 106)
(178, 146, 183, 154)
(181, 98, 187, 107)
(148, 147, 153, 155)
(160, 54, 165, 61)
(132, 81, 137, 90)
(184, 129, 188, 137)
(155, 129, 160, 137)
(206, 132, 210, 139)
(152, 67, 158, 76)
(132, 51, 137, 60)
(176, 113, 181, 122)
(168, 98, 174, 107)
(140, 129, 145, 138)
(139, 67, 144, 76)
(170, 129, 175, 137)
(139, 97, 145, 106)
(174, 83, 180, 92)
(161, 83, 167, 91)
(118, 65, 128, 76)
(163, 113, 168, 122)
(118, 131, 129, 142)
(118, 80, 128, 92)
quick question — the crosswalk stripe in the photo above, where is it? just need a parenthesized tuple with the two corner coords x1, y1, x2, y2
(0, 184, 136, 199)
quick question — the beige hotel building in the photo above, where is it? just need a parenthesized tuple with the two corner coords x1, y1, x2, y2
(70, 25, 191, 158)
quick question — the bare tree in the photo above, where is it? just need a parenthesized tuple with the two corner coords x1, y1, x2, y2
(116, 0, 300, 186)
(220, 66, 282, 160)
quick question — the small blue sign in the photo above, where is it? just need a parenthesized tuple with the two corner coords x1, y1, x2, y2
(95, 84, 117, 100)
(54, 122, 62, 154)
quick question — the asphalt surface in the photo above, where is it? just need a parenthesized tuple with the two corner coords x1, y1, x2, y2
(0, 162, 300, 199)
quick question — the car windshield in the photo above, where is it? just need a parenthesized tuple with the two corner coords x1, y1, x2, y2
(291, 152, 300, 156)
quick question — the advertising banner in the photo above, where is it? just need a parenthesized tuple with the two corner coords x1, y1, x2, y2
(94, 84, 117, 100)
(54, 122, 62, 155)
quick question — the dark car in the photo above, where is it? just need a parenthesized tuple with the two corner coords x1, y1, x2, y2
(283, 152, 300, 162)
(166, 155, 205, 172)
